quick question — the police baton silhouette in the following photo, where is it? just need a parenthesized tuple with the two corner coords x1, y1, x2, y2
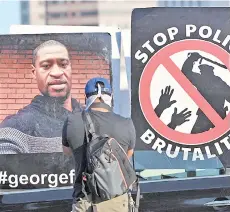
(200, 56, 227, 69)
(188, 52, 228, 69)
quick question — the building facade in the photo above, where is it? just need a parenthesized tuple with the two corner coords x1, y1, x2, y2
(20, 0, 157, 29)
(21, 1, 229, 29)
(158, 0, 230, 7)
(20, 0, 98, 26)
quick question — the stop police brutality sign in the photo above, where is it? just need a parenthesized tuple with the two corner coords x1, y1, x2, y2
(131, 7, 230, 161)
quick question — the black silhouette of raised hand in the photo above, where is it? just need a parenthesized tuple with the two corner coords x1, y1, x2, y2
(155, 86, 176, 117)
(168, 108, 192, 130)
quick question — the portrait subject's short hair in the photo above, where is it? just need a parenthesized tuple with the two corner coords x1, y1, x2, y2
(32, 40, 68, 65)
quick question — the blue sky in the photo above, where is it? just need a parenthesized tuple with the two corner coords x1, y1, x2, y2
(0, 1, 20, 34)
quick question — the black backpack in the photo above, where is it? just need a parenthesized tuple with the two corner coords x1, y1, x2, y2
(81, 110, 138, 203)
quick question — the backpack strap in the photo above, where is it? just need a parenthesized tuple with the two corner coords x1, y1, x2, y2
(82, 110, 97, 142)
(134, 178, 140, 212)
(81, 110, 99, 209)
(132, 151, 141, 212)
(82, 177, 98, 212)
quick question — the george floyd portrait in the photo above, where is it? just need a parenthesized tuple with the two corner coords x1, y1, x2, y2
(0, 33, 111, 155)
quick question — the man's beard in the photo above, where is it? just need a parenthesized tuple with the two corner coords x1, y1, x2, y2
(42, 88, 71, 104)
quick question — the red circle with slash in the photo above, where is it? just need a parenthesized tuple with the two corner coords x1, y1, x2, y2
(139, 39, 230, 145)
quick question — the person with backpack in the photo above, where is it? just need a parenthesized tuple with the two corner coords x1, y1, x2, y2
(62, 77, 137, 212)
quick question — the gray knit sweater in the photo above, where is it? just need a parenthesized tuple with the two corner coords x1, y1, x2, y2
(0, 95, 81, 154)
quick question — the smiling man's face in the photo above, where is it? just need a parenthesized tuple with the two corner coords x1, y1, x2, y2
(32, 44, 72, 99)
